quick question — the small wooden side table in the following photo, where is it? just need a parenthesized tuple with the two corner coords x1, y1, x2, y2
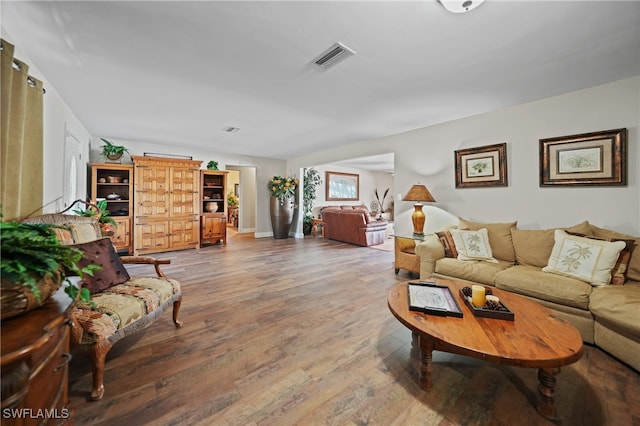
(312, 219, 325, 237)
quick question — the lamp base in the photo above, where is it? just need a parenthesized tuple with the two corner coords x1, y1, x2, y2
(411, 203, 426, 235)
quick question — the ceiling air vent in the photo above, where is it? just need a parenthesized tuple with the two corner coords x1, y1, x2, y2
(312, 42, 356, 70)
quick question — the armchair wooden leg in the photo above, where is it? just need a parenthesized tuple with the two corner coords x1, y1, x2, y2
(172, 298, 183, 328)
(90, 340, 112, 401)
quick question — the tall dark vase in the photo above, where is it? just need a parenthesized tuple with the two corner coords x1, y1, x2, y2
(270, 196, 294, 239)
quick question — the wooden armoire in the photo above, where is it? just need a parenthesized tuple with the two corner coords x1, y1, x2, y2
(132, 156, 202, 255)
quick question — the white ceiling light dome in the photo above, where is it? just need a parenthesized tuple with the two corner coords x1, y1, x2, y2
(438, 0, 486, 13)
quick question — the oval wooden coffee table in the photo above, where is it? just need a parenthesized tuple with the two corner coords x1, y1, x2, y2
(387, 278, 584, 420)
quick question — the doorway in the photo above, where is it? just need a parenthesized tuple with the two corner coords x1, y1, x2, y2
(226, 165, 257, 235)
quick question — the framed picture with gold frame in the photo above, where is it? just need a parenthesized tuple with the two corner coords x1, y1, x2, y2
(326, 171, 359, 201)
(539, 128, 627, 186)
(455, 143, 508, 188)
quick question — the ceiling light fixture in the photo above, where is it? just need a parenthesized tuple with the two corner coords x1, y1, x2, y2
(438, 0, 485, 13)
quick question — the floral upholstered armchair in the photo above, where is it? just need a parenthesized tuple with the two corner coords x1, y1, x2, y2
(23, 203, 182, 401)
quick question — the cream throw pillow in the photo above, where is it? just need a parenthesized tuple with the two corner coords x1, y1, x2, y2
(542, 230, 626, 286)
(450, 228, 498, 263)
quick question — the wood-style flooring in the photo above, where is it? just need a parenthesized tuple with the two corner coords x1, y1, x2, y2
(68, 229, 640, 425)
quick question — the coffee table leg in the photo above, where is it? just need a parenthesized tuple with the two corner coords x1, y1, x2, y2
(418, 335, 434, 390)
(537, 367, 560, 419)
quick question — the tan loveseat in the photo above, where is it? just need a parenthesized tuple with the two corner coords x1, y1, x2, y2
(321, 205, 388, 247)
(414, 218, 640, 371)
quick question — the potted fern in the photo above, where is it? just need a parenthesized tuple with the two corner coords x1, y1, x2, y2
(73, 199, 117, 236)
(1, 221, 98, 319)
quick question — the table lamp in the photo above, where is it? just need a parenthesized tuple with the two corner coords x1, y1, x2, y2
(402, 184, 436, 236)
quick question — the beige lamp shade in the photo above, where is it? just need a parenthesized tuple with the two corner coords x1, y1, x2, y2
(402, 184, 436, 235)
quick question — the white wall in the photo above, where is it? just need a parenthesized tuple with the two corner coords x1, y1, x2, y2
(290, 77, 640, 237)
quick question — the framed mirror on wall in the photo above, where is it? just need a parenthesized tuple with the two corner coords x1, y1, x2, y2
(326, 171, 359, 201)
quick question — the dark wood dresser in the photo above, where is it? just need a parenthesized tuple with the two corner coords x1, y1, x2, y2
(1, 290, 73, 425)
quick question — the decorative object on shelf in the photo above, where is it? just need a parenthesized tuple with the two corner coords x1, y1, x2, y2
(207, 160, 219, 170)
(204, 201, 219, 213)
(0, 220, 97, 320)
(100, 138, 129, 162)
(455, 143, 508, 188)
(106, 192, 121, 200)
(402, 183, 436, 236)
(268, 176, 298, 239)
(107, 176, 122, 183)
(326, 171, 359, 201)
(302, 167, 322, 235)
(539, 128, 627, 186)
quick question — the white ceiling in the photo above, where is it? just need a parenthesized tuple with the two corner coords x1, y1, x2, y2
(3, 1, 639, 169)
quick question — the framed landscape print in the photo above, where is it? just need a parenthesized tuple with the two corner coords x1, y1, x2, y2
(326, 171, 359, 201)
(539, 128, 627, 186)
(455, 143, 508, 188)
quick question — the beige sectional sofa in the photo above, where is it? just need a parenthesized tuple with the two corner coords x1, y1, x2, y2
(415, 218, 640, 371)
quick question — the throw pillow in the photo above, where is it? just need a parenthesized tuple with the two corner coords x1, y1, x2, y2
(436, 230, 458, 258)
(458, 218, 517, 262)
(71, 237, 130, 294)
(66, 221, 102, 243)
(450, 228, 498, 263)
(542, 230, 626, 286)
(589, 224, 640, 283)
(52, 226, 74, 245)
(567, 231, 635, 285)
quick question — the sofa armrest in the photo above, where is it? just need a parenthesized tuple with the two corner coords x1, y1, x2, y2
(415, 235, 445, 279)
(120, 256, 171, 278)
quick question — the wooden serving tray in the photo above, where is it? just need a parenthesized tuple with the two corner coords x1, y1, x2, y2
(459, 289, 515, 321)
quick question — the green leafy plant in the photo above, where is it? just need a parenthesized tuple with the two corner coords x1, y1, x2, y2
(100, 138, 129, 160)
(227, 192, 239, 207)
(303, 167, 322, 226)
(207, 161, 219, 170)
(269, 176, 298, 204)
(73, 200, 116, 226)
(1, 221, 99, 305)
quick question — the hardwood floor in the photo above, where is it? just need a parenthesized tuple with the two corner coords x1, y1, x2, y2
(68, 230, 640, 425)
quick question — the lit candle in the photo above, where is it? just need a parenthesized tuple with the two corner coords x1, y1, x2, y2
(471, 285, 486, 307)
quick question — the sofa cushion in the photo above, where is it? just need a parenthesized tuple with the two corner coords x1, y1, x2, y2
(542, 230, 626, 286)
(590, 283, 640, 338)
(435, 258, 512, 286)
(458, 218, 516, 262)
(72, 238, 131, 294)
(450, 228, 498, 263)
(511, 221, 593, 268)
(494, 265, 592, 310)
(589, 225, 640, 283)
(71, 276, 181, 344)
